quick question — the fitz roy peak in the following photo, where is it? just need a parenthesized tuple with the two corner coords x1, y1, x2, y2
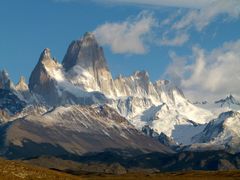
(1, 32, 240, 158)
(62, 32, 115, 96)
(28, 33, 213, 146)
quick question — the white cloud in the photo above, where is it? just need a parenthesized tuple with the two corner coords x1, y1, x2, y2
(94, 0, 217, 9)
(173, 0, 240, 31)
(93, 11, 156, 54)
(165, 39, 240, 101)
(159, 0, 240, 47)
(159, 33, 189, 46)
(55, 0, 240, 46)
(164, 51, 188, 86)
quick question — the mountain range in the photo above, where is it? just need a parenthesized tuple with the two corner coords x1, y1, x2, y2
(0, 32, 240, 170)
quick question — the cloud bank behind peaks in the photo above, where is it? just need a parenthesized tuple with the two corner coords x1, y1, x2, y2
(94, 12, 156, 54)
(165, 39, 240, 101)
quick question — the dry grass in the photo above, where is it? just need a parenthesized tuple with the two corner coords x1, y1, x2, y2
(83, 171, 240, 180)
(0, 158, 79, 180)
(0, 158, 240, 180)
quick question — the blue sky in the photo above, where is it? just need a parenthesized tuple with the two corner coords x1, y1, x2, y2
(0, 0, 240, 100)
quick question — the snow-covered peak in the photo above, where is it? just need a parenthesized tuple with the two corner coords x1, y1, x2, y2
(215, 94, 240, 108)
(191, 110, 240, 153)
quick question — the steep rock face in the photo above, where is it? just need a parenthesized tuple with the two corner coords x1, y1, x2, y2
(0, 105, 172, 159)
(110, 74, 193, 121)
(62, 32, 115, 96)
(111, 71, 160, 119)
(29, 48, 61, 105)
(153, 80, 185, 104)
(29, 48, 107, 106)
(114, 71, 159, 100)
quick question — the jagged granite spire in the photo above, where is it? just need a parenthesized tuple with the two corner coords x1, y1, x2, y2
(28, 48, 60, 105)
(39, 48, 52, 61)
(0, 70, 15, 90)
(0, 70, 9, 89)
(62, 32, 108, 71)
(15, 76, 29, 92)
(62, 32, 115, 96)
(29, 48, 56, 90)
